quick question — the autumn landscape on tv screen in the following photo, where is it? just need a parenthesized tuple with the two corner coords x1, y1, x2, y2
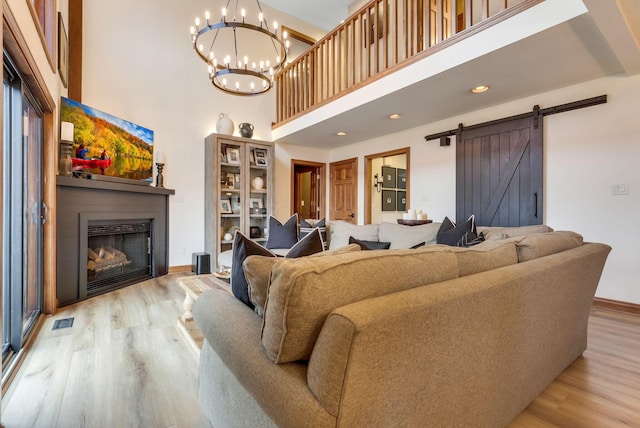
(61, 97, 154, 181)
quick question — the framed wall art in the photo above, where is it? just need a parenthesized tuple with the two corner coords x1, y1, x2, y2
(397, 168, 407, 189)
(382, 190, 396, 211)
(397, 191, 407, 212)
(382, 166, 396, 188)
(58, 12, 69, 88)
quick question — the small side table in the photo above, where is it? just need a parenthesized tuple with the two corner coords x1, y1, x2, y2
(177, 274, 230, 358)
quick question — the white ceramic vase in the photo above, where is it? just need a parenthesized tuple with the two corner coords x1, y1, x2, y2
(216, 113, 234, 135)
(251, 176, 265, 190)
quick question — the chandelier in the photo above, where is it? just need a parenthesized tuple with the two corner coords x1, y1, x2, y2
(190, 0, 288, 96)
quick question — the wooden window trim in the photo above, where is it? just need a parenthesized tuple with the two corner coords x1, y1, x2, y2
(25, 0, 56, 73)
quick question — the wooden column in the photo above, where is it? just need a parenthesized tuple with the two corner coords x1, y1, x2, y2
(68, 0, 83, 101)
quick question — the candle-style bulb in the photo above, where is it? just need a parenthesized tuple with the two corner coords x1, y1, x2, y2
(236, 81, 240, 90)
(195, 17, 200, 27)
(251, 82, 255, 91)
(190, 26, 195, 35)
(205, 11, 210, 22)
(259, 12, 263, 23)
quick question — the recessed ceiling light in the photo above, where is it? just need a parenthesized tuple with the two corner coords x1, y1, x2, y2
(336, 131, 347, 136)
(388, 113, 402, 119)
(472, 85, 490, 93)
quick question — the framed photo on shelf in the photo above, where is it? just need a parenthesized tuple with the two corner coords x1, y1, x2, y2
(397, 168, 407, 189)
(220, 198, 232, 213)
(254, 148, 268, 166)
(382, 190, 396, 211)
(382, 166, 397, 188)
(225, 172, 235, 189)
(397, 191, 407, 212)
(234, 173, 241, 189)
(226, 147, 241, 164)
(249, 198, 264, 210)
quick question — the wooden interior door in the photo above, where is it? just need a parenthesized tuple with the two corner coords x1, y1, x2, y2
(329, 158, 358, 223)
(456, 115, 543, 226)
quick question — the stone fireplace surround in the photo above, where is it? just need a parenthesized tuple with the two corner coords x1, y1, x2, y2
(56, 176, 175, 306)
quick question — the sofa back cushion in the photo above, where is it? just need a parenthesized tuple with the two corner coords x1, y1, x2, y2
(327, 221, 379, 250)
(261, 247, 459, 363)
(444, 240, 519, 276)
(378, 222, 441, 249)
(477, 224, 553, 240)
(243, 244, 361, 316)
(514, 231, 583, 262)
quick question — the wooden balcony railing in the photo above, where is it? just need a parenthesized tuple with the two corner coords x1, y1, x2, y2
(274, 0, 537, 127)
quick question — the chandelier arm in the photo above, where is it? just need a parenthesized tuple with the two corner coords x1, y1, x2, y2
(233, 26, 239, 66)
(208, 29, 221, 66)
(255, 0, 270, 32)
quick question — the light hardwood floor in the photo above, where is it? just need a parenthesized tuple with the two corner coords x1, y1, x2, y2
(1, 273, 209, 428)
(2, 274, 639, 427)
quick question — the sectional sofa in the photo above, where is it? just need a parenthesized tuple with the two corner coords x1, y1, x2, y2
(193, 224, 611, 427)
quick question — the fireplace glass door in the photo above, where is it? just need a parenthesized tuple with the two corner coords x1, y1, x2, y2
(86, 221, 152, 295)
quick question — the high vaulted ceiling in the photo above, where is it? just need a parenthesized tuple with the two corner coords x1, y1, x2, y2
(264, 0, 640, 148)
(262, 0, 352, 31)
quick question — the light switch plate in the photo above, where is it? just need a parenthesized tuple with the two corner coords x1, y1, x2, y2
(611, 183, 629, 195)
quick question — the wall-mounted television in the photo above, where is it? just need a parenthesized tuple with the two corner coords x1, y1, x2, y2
(60, 97, 154, 182)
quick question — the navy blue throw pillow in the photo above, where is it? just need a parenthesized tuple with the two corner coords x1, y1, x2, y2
(231, 232, 276, 308)
(266, 214, 299, 249)
(437, 216, 473, 246)
(286, 228, 324, 258)
(348, 236, 391, 250)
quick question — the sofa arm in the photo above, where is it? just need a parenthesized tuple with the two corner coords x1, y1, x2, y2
(193, 289, 335, 428)
(307, 243, 611, 427)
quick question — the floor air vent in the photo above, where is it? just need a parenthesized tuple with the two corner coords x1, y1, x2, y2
(52, 318, 75, 330)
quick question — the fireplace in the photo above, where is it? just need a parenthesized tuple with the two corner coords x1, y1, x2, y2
(86, 220, 152, 295)
(56, 176, 174, 306)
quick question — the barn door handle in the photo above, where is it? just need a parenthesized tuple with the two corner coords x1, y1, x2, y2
(533, 193, 538, 218)
(349, 213, 355, 218)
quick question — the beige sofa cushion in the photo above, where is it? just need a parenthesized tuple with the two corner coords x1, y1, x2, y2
(261, 247, 459, 363)
(444, 240, 519, 276)
(243, 244, 361, 316)
(327, 221, 379, 250)
(478, 224, 553, 240)
(515, 231, 584, 262)
(378, 222, 441, 249)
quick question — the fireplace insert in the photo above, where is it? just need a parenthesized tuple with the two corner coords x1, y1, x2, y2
(86, 220, 152, 295)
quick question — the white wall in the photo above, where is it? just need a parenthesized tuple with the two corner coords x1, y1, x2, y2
(81, 0, 324, 266)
